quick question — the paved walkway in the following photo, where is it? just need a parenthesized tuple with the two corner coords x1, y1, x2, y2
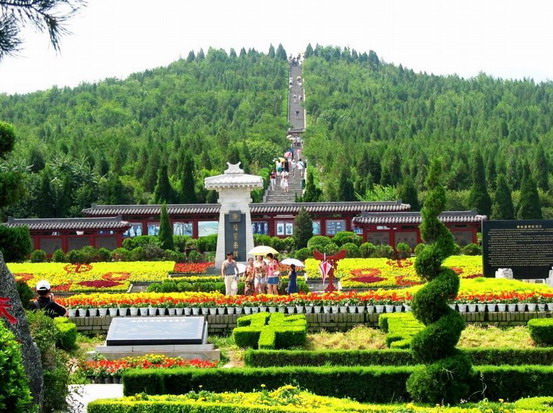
(66, 384, 123, 412)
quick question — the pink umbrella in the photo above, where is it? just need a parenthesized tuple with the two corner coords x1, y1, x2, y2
(285, 151, 292, 158)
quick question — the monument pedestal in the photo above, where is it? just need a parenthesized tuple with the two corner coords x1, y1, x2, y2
(205, 163, 263, 267)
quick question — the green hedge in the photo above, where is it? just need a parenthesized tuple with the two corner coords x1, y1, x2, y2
(89, 401, 320, 413)
(122, 366, 413, 402)
(378, 313, 423, 349)
(122, 365, 553, 402)
(528, 318, 553, 345)
(54, 317, 77, 350)
(147, 280, 308, 294)
(244, 348, 553, 367)
(233, 313, 307, 350)
(513, 396, 553, 411)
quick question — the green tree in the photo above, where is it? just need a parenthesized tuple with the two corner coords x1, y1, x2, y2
(153, 164, 175, 204)
(0, 0, 85, 60)
(407, 159, 472, 404)
(268, 44, 275, 58)
(517, 172, 542, 219)
(301, 169, 322, 202)
(398, 177, 420, 210)
(158, 203, 174, 250)
(293, 208, 313, 249)
(380, 148, 402, 186)
(533, 144, 549, 192)
(468, 152, 491, 216)
(338, 168, 355, 201)
(304, 43, 314, 58)
(491, 174, 514, 220)
(276, 43, 287, 60)
(0, 122, 24, 207)
(179, 153, 197, 203)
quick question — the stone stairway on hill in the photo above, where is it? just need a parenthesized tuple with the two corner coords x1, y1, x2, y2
(264, 171, 303, 203)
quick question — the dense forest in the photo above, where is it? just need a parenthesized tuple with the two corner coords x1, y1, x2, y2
(301, 45, 553, 218)
(0, 46, 289, 219)
(1, 43, 552, 220)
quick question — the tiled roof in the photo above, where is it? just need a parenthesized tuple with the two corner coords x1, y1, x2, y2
(82, 201, 411, 217)
(353, 211, 486, 225)
(4, 216, 131, 231)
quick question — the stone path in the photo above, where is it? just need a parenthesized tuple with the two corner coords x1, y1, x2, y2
(66, 384, 123, 412)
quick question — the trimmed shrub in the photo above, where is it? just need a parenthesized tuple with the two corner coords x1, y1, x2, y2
(341, 242, 360, 258)
(0, 321, 34, 412)
(122, 235, 159, 251)
(173, 235, 192, 252)
(528, 318, 553, 345)
(30, 249, 47, 263)
(122, 366, 413, 402)
(395, 242, 411, 259)
(111, 247, 130, 261)
(233, 313, 307, 350)
(408, 159, 473, 404)
(322, 242, 339, 255)
(514, 396, 553, 411)
(294, 247, 313, 261)
(54, 317, 78, 351)
(196, 235, 217, 253)
(16, 280, 35, 309)
(332, 231, 362, 247)
(52, 248, 66, 262)
(244, 348, 553, 368)
(413, 243, 426, 256)
(98, 248, 112, 262)
(462, 243, 482, 255)
(306, 235, 331, 250)
(359, 242, 376, 258)
(379, 313, 423, 349)
(187, 250, 203, 263)
(373, 244, 394, 258)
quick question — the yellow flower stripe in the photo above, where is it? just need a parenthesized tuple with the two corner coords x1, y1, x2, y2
(8, 261, 176, 292)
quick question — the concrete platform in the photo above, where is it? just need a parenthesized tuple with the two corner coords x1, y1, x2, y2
(90, 343, 220, 361)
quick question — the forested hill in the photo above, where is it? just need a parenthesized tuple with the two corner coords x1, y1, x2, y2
(0, 47, 289, 218)
(301, 45, 553, 218)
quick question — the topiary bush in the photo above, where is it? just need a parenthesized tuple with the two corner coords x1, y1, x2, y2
(307, 235, 331, 250)
(30, 249, 47, 263)
(233, 313, 307, 350)
(51, 248, 66, 262)
(374, 244, 394, 258)
(111, 247, 130, 261)
(406, 159, 473, 404)
(341, 242, 360, 258)
(332, 231, 362, 246)
(0, 321, 34, 413)
(395, 243, 411, 259)
(528, 319, 553, 346)
(294, 247, 313, 261)
(97, 248, 111, 262)
(322, 242, 339, 255)
(53, 317, 78, 351)
(413, 243, 426, 256)
(359, 242, 376, 258)
(462, 243, 482, 255)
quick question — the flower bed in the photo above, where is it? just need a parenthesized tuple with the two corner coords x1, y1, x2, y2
(81, 355, 216, 381)
(305, 256, 483, 288)
(57, 278, 553, 315)
(8, 261, 176, 292)
(172, 262, 213, 274)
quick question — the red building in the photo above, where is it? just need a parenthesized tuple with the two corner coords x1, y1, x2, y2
(5, 202, 484, 253)
(5, 216, 131, 254)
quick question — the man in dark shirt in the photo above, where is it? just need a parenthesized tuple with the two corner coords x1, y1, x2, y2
(32, 280, 67, 318)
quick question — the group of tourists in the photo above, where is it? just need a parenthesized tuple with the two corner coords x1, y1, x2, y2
(269, 149, 306, 192)
(221, 252, 298, 296)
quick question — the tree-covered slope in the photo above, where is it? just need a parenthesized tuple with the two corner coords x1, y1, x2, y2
(0, 47, 289, 218)
(302, 45, 553, 215)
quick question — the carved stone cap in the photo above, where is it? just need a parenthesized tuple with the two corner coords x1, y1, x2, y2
(224, 162, 244, 174)
(205, 162, 263, 190)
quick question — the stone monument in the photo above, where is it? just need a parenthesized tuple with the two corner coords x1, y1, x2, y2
(205, 162, 263, 266)
(0, 252, 43, 407)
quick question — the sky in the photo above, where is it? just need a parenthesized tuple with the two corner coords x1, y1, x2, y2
(1, 0, 553, 94)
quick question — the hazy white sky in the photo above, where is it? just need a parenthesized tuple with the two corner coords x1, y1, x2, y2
(1, 0, 553, 94)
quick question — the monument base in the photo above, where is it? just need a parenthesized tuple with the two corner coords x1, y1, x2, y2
(90, 344, 220, 362)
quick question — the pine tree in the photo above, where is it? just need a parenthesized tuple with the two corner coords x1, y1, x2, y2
(276, 44, 287, 60)
(302, 170, 322, 202)
(143, 149, 161, 192)
(154, 164, 175, 204)
(304, 44, 314, 58)
(268, 44, 275, 58)
(533, 144, 549, 192)
(518, 172, 542, 219)
(486, 158, 497, 190)
(186, 50, 195, 62)
(398, 177, 420, 210)
(294, 208, 313, 249)
(158, 203, 174, 250)
(491, 174, 514, 220)
(468, 153, 492, 216)
(380, 148, 402, 186)
(180, 153, 197, 203)
(338, 168, 355, 201)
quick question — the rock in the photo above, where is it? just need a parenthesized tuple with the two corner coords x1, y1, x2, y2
(0, 252, 43, 408)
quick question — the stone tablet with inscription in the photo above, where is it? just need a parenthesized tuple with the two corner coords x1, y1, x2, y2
(106, 317, 206, 346)
(483, 220, 553, 279)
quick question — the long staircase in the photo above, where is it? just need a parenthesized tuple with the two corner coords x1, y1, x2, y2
(264, 56, 306, 203)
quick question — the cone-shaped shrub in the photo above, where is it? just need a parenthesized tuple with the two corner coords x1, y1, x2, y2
(407, 160, 473, 404)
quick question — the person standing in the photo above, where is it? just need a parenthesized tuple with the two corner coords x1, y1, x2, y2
(266, 253, 280, 295)
(32, 280, 67, 318)
(270, 170, 277, 190)
(244, 258, 255, 296)
(280, 171, 289, 192)
(287, 264, 298, 294)
(221, 252, 239, 296)
(254, 255, 267, 295)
